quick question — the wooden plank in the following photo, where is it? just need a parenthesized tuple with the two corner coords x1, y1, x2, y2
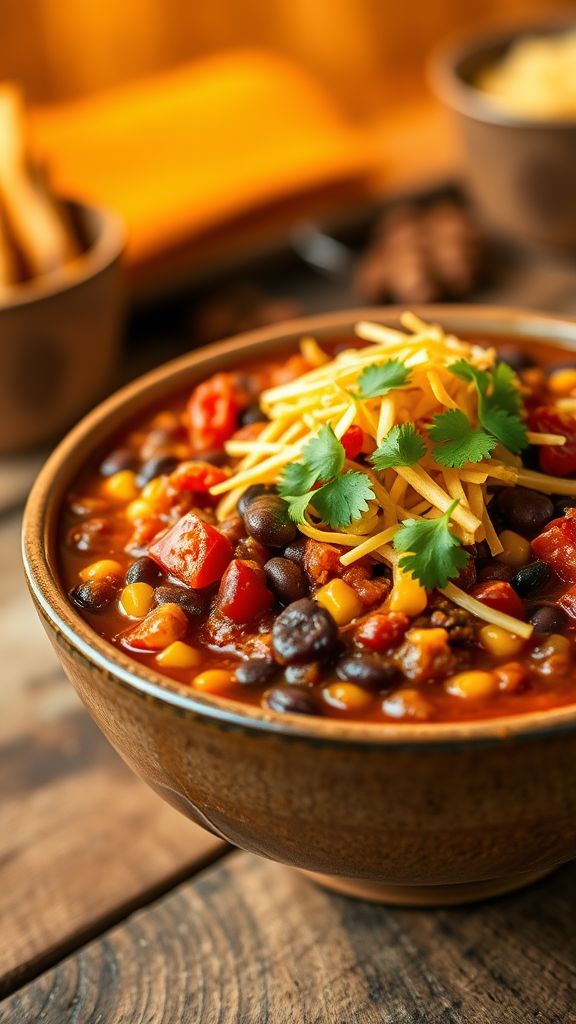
(2, 849, 575, 1024)
(0, 511, 226, 995)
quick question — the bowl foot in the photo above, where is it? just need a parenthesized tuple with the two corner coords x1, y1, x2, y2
(299, 867, 553, 906)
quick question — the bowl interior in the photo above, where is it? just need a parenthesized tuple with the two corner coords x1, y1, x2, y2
(22, 305, 576, 746)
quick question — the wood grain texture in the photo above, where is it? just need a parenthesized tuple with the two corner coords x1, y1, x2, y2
(2, 850, 576, 1024)
(0, 512, 225, 996)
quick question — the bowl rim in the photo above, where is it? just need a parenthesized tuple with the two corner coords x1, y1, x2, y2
(22, 303, 576, 748)
(0, 198, 125, 312)
(428, 17, 576, 130)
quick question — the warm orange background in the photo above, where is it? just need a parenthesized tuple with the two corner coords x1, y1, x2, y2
(4, 0, 573, 113)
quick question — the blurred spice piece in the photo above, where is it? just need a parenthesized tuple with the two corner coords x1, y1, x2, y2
(192, 283, 303, 345)
(355, 200, 487, 304)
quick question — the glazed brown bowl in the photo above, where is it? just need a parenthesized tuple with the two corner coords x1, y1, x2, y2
(22, 306, 576, 906)
(429, 20, 576, 250)
(0, 199, 124, 453)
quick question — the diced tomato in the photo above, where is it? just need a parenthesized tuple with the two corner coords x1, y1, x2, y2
(149, 512, 233, 589)
(532, 508, 576, 582)
(231, 422, 266, 443)
(123, 603, 188, 651)
(187, 373, 241, 452)
(215, 559, 273, 623)
(528, 406, 576, 476)
(169, 461, 229, 494)
(558, 584, 576, 620)
(341, 425, 364, 461)
(469, 581, 525, 620)
(355, 612, 409, 651)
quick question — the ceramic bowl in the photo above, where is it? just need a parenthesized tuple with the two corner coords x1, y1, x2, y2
(429, 20, 576, 250)
(22, 306, 576, 905)
(0, 200, 124, 453)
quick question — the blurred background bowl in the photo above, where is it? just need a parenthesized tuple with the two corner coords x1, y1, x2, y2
(429, 19, 576, 252)
(0, 199, 124, 454)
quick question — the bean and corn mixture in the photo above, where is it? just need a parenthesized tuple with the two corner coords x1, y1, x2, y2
(60, 315, 576, 723)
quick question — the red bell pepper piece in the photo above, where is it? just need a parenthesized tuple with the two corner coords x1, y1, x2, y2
(187, 373, 240, 452)
(169, 460, 229, 494)
(149, 512, 233, 589)
(529, 406, 576, 476)
(354, 612, 409, 651)
(469, 581, 525, 620)
(532, 508, 576, 582)
(341, 425, 364, 461)
(216, 559, 273, 623)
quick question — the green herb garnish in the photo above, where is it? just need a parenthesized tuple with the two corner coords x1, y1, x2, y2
(428, 409, 497, 469)
(393, 500, 470, 589)
(449, 359, 528, 453)
(278, 424, 375, 528)
(357, 359, 411, 399)
(370, 424, 426, 471)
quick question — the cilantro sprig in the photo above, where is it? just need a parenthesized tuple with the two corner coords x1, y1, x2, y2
(278, 425, 374, 529)
(393, 500, 470, 589)
(428, 409, 497, 469)
(448, 359, 528, 454)
(370, 424, 426, 471)
(356, 359, 411, 399)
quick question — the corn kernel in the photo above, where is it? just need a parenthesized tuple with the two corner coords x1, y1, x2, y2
(157, 641, 201, 669)
(141, 476, 171, 511)
(548, 368, 576, 397)
(496, 530, 531, 568)
(119, 582, 154, 618)
(192, 669, 236, 694)
(323, 682, 373, 712)
(389, 570, 428, 616)
(406, 628, 449, 652)
(480, 624, 525, 658)
(80, 559, 123, 583)
(445, 670, 499, 699)
(315, 578, 362, 625)
(126, 498, 154, 522)
(103, 470, 139, 502)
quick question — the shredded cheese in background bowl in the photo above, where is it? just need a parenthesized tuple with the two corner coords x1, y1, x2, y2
(210, 313, 576, 639)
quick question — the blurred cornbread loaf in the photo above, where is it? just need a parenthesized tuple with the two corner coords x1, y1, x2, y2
(0, 83, 82, 292)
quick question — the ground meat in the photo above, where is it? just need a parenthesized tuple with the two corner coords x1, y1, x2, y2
(303, 540, 343, 586)
(218, 515, 246, 546)
(395, 633, 456, 684)
(428, 600, 476, 645)
(341, 565, 391, 608)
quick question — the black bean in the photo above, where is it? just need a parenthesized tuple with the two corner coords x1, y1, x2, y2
(99, 447, 138, 477)
(201, 450, 228, 467)
(264, 685, 318, 715)
(496, 487, 554, 536)
(497, 347, 535, 372)
(282, 536, 308, 565)
(554, 497, 576, 518)
(511, 560, 551, 598)
(521, 446, 541, 472)
(70, 579, 116, 612)
(125, 556, 162, 585)
(264, 557, 308, 605)
(138, 454, 180, 486)
(336, 654, 397, 691)
(66, 518, 113, 554)
(529, 605, 567, 634)
(235, 658, 278, 687)
(476, 562, 515, 584)
(284, 662, 321, 685)
(154, 584, 209, 618)
(237, 484, 276, 517)
(234, 536, 270, 567)
(239, 403, 268, 427)
(244, 494, 297, 548)
(272, 598, 338, 665)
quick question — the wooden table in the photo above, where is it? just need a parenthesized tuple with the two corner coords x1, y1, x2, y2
(3, 237, 576, 1023)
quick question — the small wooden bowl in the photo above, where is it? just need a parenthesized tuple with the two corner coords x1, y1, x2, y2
(429, 20, 576, 250)
(0, 200, 124, 453)
(22, 306, 576, 905)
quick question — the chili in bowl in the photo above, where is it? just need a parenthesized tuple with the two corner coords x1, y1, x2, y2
(22, 307, 576, 905)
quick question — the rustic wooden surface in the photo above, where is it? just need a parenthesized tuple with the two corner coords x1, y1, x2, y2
(2, 232, 576, 1022)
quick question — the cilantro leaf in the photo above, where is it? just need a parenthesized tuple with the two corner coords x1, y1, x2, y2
(370, 424, 426, 471)
(392, 500, 469, 590)
(428, 410, 496, 468)
(490, 362, 522, 414)
(357, 359, 411, 399)
(311, 472, 375, 528)
(278, 424, 345, 498)
(449, 359, 489, 395)
(480, 406, 528, 454)
(284, 491, 316, 524)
